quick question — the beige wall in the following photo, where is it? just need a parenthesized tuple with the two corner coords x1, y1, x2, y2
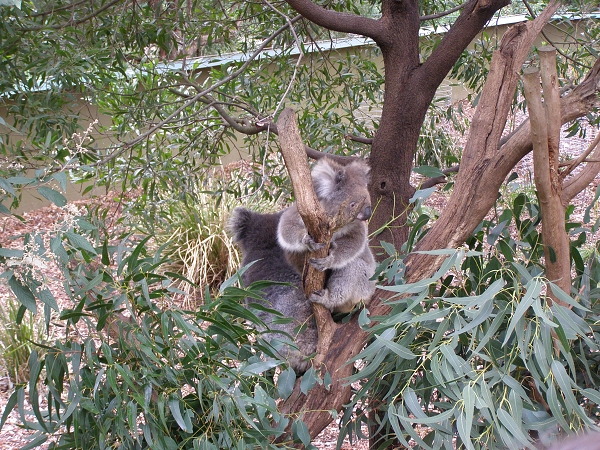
(2, 16, 593, 213)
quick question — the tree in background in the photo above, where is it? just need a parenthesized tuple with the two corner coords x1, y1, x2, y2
(1, 0, 600, 448)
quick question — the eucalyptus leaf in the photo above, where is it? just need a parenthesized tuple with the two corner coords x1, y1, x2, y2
(8, 275, 36, 313)
(277, 368, 296, 400)
(37, 186, 67, 207)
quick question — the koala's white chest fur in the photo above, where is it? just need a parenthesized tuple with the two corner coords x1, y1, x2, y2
(277, 157, 377, 313)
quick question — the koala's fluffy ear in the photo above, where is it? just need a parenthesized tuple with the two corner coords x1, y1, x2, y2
(227, 207, 251, 244)
(312, 157, 342, 197)
(312, 158, 371, 198)
(349, 159, 371, 182)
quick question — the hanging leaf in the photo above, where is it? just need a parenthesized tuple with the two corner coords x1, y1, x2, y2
(37, 186, 67, 207)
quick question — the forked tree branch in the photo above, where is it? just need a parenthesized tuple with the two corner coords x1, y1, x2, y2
(418, 0, 511, 92)
(58, 14, 305, 172)
(173, 75, 362, 165)
(284, 0, 385, 42)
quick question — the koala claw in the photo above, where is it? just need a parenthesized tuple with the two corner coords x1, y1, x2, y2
(309, 256, 332, 271)
(302, 234, 325, 252)
(309, 290, 326, 303)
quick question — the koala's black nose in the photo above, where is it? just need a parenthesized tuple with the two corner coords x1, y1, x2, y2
(361, 206, 372, 220)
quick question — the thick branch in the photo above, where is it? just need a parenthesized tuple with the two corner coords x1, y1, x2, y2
(524, 68, 552, 200)
(284, 0, 384, 42)
(539, 47, 562, 196)
(496, 55, 600, 177)
(275, 108, 362, 445)
(409, 1, 561, 276)
(419, 0, 511, 91)
(276, 109, 338, 364)
(276, 109, 330, 275)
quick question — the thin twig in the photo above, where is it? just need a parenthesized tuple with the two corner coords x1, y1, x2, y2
(19, 0, 124, 32)
(30, 0, 89, 17)
(561, 132, 600, 178)
(345, 134, 373, 144)
(420, 1, 469, 21)
(262, 0, 304, 120)
(60, 14, 303, 171)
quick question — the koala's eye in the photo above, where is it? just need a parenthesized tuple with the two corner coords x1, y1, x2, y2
(350, 202, 356, 208)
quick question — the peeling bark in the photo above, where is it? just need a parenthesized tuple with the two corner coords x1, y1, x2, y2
(409, 1, 561, 275)
(523, 63, 570, 305)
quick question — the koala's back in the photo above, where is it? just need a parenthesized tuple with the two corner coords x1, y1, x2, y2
(229, 207, 301, 286)
(228, 207, 317, 373)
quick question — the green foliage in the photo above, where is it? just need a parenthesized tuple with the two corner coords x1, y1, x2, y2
(343, 191, 600, 449)
(0, 0, 388, 213)
(417, 101, 465, 168)
(1, 2, 600, 448)
(0, 213, 311, 448)
(1, 1, 598, 214)
(0, 297, 47, 384)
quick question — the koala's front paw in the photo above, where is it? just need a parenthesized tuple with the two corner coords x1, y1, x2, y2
(309, 255, 333, 271)
(309, 290, 327, 304)
(302, 234, 325, 252)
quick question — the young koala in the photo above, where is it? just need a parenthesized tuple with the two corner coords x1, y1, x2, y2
(277, 157, 376, 314)
(228, 207, 317, 374)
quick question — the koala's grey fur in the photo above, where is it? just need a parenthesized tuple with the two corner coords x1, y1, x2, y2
(228, 207, 317, 373)
(277, 157, 376, 314)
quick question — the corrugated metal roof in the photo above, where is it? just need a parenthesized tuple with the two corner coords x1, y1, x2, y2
(3, 12, 598, 95)
(154, 13, 600, 73)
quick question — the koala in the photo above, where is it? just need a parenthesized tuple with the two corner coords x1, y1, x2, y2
(228, 207, 317, 374)
(277, 157, 376, 314)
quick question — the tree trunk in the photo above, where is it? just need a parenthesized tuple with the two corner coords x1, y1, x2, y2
(368, 0, 511, 251)
(273, 1, 600, 447)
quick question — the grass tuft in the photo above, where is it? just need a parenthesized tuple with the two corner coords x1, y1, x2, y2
(0, 298, 47, 385)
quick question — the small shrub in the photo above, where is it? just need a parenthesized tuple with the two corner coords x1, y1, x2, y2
(156, 194, 242, 307)
(140, 164, 283, 308)
(1, 227, 297, 449)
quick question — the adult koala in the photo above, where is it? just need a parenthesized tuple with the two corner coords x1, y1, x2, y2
(228, 207, 317, 373)
(277, 157, 376, 314)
